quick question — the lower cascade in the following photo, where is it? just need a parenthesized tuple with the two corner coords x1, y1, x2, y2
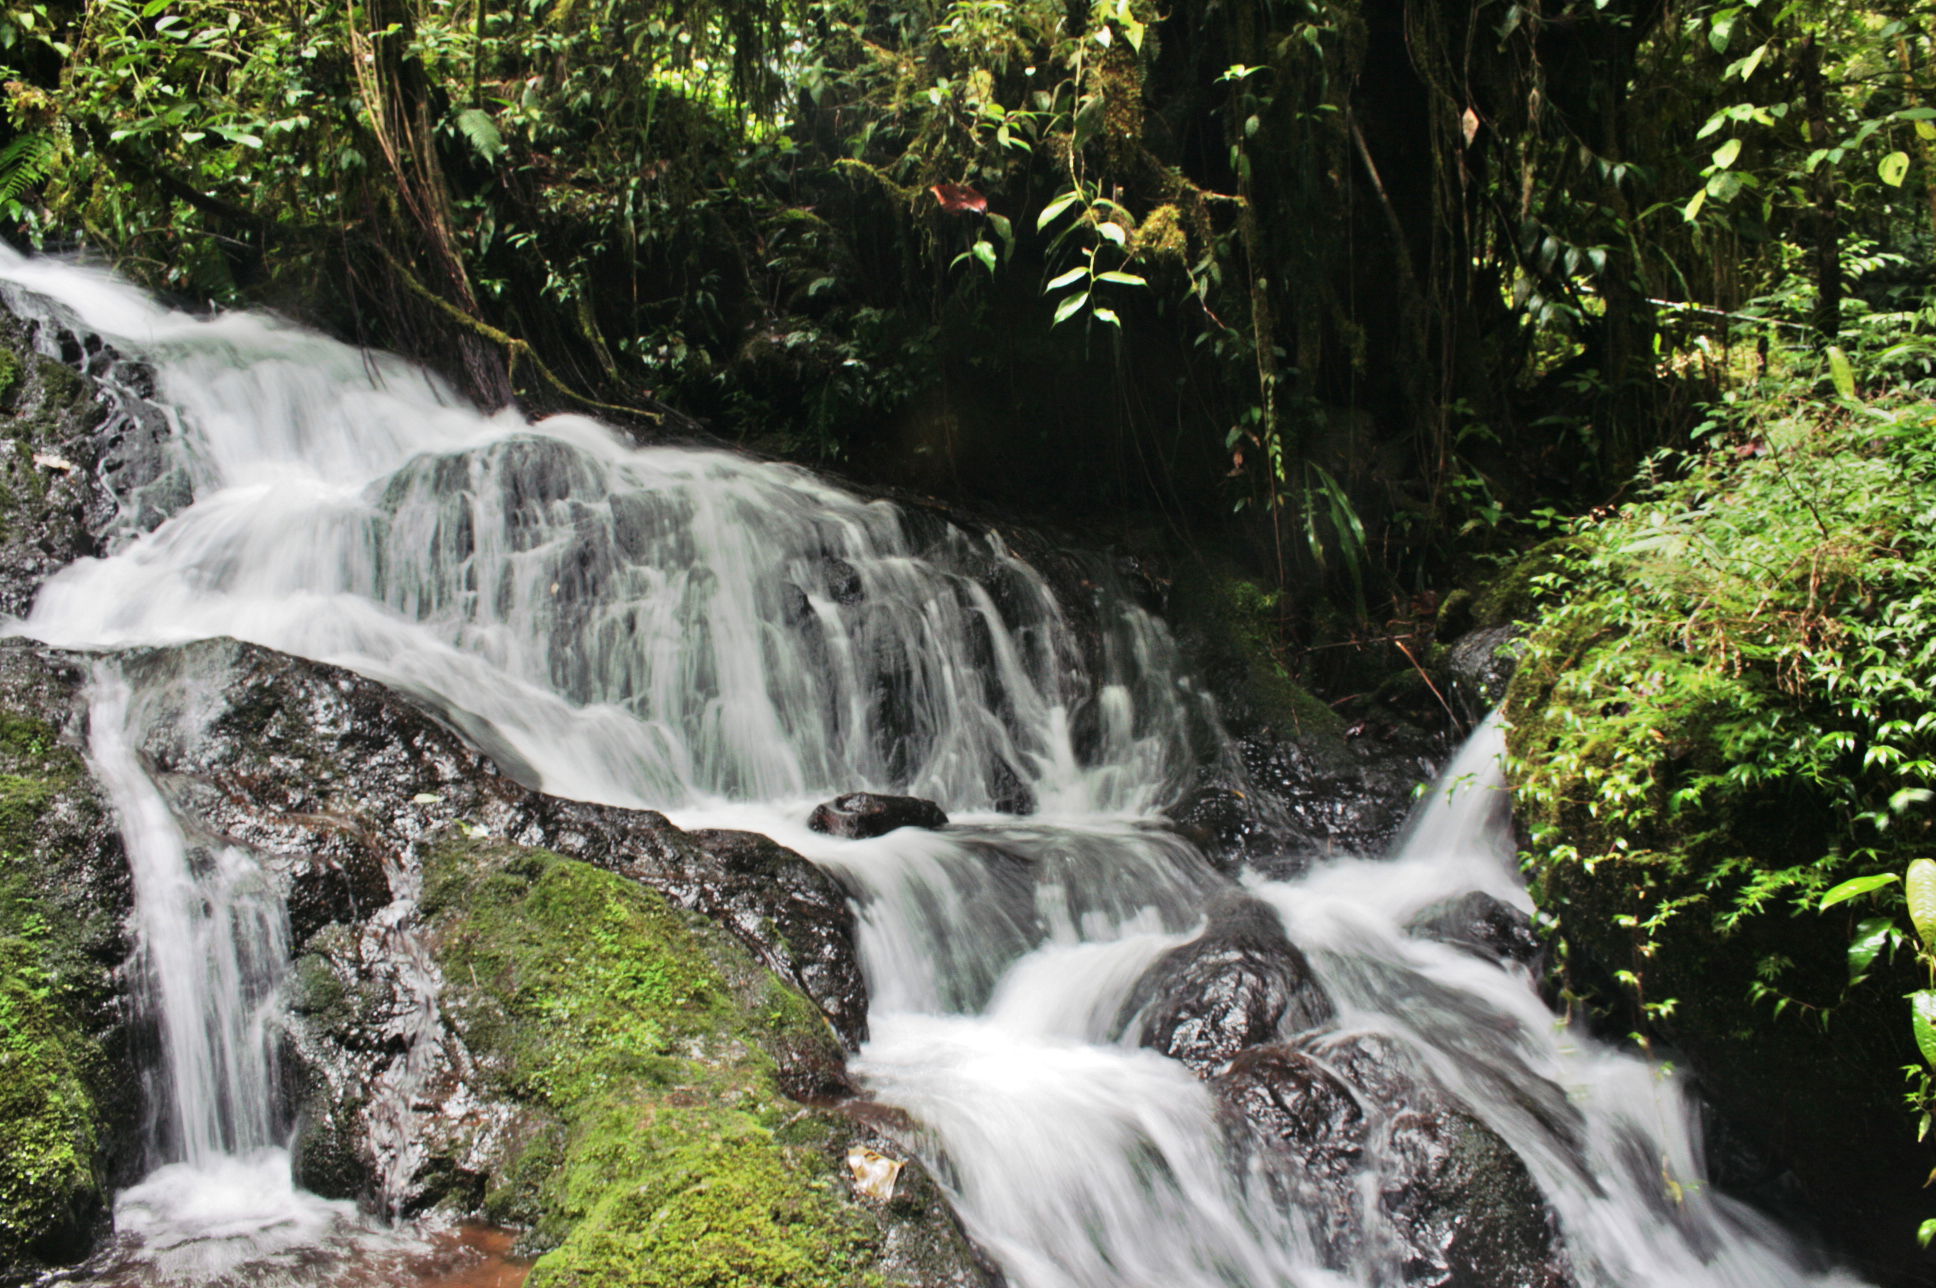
(0, 248, 1870, 1286)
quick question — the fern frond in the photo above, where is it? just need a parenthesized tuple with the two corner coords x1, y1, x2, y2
(0, 132, 56, 209)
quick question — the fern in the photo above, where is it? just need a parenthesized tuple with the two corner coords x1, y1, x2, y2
(453, 108, 504, 165)
(0, 132, 54, 210)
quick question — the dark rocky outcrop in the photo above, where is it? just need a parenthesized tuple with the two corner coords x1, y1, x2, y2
(808, 791, 948, 839)
(1407, 891, 1543, 969)
(1119, 890, 1333, 1073)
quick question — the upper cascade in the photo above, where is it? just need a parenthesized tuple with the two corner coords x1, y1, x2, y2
(0, 248, 1207, 817)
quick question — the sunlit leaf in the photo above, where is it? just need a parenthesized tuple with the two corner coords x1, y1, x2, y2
(1907, 858, 1936, 949)
(1818, 871, 1896, 910)
(1913, 991, 1936, 1067)
(1879, 150, 1910, 188)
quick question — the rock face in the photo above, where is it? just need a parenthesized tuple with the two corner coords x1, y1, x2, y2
(808, 791, 949, 839)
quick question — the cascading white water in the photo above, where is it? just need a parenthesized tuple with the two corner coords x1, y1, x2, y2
(0, 246, 1869, 1287)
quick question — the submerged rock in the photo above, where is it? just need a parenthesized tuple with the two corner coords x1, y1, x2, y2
(808, 791, 949, 839)
(1119, 890, 1333, 1073)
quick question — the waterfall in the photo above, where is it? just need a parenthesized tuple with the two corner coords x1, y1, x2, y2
(0, 246, 1867, 1287)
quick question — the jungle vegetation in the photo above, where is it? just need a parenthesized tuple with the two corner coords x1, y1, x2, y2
(0, 0, 1925, 591)
(3, 0, 1936, 1270)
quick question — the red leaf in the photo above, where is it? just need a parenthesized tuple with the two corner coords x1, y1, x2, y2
(931, 182, 988, 214)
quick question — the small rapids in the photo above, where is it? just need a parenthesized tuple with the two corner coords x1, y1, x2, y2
(0, 247, 1868, 1286)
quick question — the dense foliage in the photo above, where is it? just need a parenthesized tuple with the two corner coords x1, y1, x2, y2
(1503, 380, 1936, 1262)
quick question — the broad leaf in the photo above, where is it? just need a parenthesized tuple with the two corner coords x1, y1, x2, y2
(1094, 270, 1147, 287)
(1051, 291, 1088, 325)
(1826, 345, 1857, 398)
(1907, 858, 1936, 949)
(1913, 990, 1936, 1068)
(1879, 150, 1910, 188)
(1712, 138, 1742, 170)
(1848, 917, 1896, 982)
(1818, 870, 1896, 910)
(1036, 191, 1081, 231)
(1045, 266, 1087, 291)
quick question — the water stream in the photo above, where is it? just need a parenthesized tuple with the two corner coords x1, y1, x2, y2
(0, 248, 1866, 1286)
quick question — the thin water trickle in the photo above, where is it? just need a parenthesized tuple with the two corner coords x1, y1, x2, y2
(0, 247, 1870, 1287)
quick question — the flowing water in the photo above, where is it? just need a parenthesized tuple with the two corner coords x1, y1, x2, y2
(0, 247, 1867, 1286)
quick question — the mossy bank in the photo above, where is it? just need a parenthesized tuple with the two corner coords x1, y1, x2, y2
(1503, 395, 1936, 1285)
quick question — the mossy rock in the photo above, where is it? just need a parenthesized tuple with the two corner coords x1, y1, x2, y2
(0, 650, 137, 1280)
(426, 838, 990, 1287)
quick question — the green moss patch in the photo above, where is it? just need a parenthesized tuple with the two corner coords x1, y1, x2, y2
(424, 840, 880, 1288)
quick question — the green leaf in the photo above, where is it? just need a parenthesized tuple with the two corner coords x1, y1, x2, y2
(455, 107, 504, 164)
(1094, 270, 1148, 287)
(986, 212, 1013, 250)
(1708, 8, 1737, 53)
(1091, 305, 1121, 326)
(1036, 190, 1081, 231)
(1819, 871, 1897, 910)
(1913, 991, 1936, 1067)
(971, 239, 997, 274)
(1879, 150, 1911, 188)
(1051, 291, 1089, 325)
(1712, 138, 1742, 170)
(1920, 1219, 1936, 1251)
(1827, 345, 1856, 399)
(1681, 187, 1708, 222)
(1045, 266, 1087, 291)
(1848, 917, 1895, 982)
(1096, 221, 1128, 246)
(1907, 858, 1936, 949)
(1919, 121, 1936, 142)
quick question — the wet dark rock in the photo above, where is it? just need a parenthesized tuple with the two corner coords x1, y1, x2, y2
(1164, 773, 1316, 876)
(820, 553, 865, 604)
(1445, 625, 1522, 720)
(84, 637, 876, 1226)
(808, 790, 949, 839)
(1120, 890, 1332, 1072)
(1285, 1032, 1574, 1288)
(1214, 1045, 1366, 1258)
(680, 827, 870, 1048)
(1408, 891, 1543, 968)
(1381, 1106, 1568, 1288)
(1214, 1030, 1573, 1286)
